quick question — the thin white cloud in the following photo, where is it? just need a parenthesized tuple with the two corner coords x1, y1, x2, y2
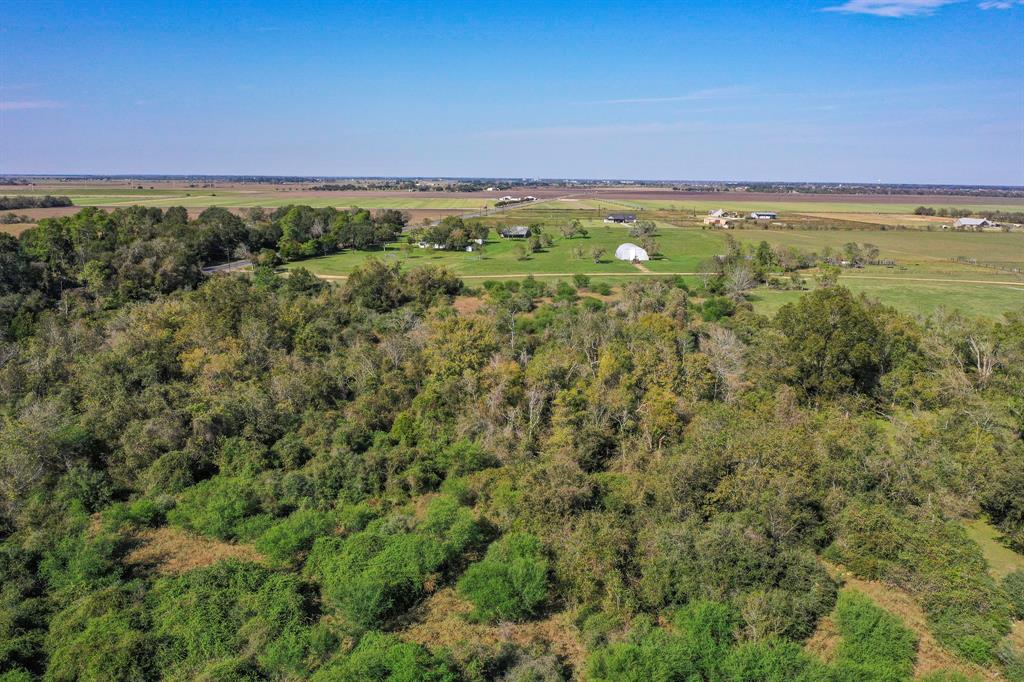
(599, 86, 748, 105)
(0, 100, 64, 111)
(823, 0, 960, 16)
(474, 121, 708, 140)
(824, 0, 1022, 14)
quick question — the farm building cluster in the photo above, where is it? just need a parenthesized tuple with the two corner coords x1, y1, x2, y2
(703, 209, 778, 228)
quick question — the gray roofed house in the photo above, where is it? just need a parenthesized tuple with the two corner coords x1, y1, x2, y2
(954, 217, 991, 228)
(500, 225, 531, 238)
(605, 212, 636, 223)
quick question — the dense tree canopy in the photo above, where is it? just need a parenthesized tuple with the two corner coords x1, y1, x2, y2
(0, 206, 1022, 680)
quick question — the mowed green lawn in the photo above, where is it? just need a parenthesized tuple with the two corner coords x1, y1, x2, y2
(287, 222, 724, 277)
(285, 222, 1023, 318)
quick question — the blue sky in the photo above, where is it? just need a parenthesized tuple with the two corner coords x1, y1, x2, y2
(1, 0, 1021, 183)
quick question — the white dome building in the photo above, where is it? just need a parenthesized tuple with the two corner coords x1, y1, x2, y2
(614, 243, 650, 262)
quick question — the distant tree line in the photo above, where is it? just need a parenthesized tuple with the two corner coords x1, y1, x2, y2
(915, 206, 1024, 223)
(0, 195, 73, 210)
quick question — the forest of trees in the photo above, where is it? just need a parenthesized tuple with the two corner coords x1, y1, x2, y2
(0, 196, 73, 211)
(0, 205, 1022, 680)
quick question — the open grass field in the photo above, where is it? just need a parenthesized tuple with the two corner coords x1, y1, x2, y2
(287, 216, 1024, 318)
(6, 183, 1021, 318)
(793, 212, 952, 227)
(288, 221, 724, 277)
(963, 520, 1024, 581)
(729, 228, 1024, 270)
(8, 182, 1022, 216)
(749, 278, 1023, 320)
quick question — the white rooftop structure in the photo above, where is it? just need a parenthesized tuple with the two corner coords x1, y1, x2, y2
(954, 217, 991, 228)
(614, 243, 650, 262)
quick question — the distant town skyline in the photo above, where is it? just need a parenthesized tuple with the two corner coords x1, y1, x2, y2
(1, 0, 1022, 184)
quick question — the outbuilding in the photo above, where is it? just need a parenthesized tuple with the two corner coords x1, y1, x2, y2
(500, 225, 530, 239)
(750, 211, 778, 220)
(614, 242, 650, 262)
(954, 217, 991, 229)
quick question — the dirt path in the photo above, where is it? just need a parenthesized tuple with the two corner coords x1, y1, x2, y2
(632, 261, 652, 273)
(811, 563, 1003, 680)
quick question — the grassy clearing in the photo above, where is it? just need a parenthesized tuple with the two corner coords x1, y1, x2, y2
(751, 279, 1022, 320)
(964, 520, 1024, 581)
(287, 223, 724, 278)
(729, 228, 1024, 270)
(288, 219, 1023, 318)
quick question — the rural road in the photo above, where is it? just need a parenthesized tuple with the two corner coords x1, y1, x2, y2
(201, 259, 252, 274)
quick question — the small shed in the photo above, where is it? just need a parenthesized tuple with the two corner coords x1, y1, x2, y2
(615, 243, 650, 262)
(500, 225, 530, 239)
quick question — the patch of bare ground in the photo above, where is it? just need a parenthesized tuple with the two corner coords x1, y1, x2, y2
(0, 223, 35, 236)
(400, 588, 587, 677)
(452, 295, 486, 316)
(805, 613, 841, 664)
(124, 526, 263, 575)
(814, 563, 1003, 680)
(1010, 620, 1024, 650)
(13, 206, 80, 220)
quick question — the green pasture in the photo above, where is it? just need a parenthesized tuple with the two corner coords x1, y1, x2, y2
(750, 279, 1022, 320)
(287, 220, 1023, 318)
(729, 228, 1024, 270)
(287, 222, 723, 277)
